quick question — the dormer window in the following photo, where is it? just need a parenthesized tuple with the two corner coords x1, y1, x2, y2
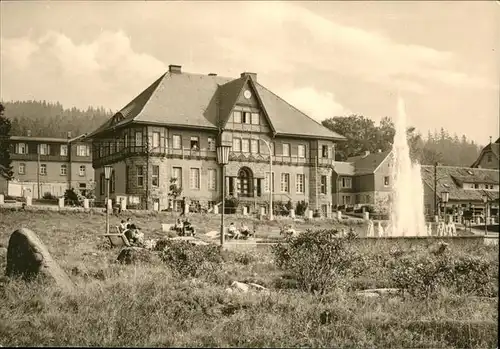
(190, 137, 199, 151)
(251, 112, 260, 125)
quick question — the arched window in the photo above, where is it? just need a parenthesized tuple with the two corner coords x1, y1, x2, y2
(237, 167, 253, 197)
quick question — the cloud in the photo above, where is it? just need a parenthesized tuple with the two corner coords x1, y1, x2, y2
(1, 30, 166, 110)
(212, 2, 493, 93)
(282, 87, 351, 121)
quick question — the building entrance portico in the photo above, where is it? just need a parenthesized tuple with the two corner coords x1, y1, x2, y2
(225, 166, 263, 198)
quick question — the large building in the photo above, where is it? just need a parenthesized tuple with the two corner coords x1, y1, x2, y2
(0, 132, 94, 198)
(86, 65, 346, 214)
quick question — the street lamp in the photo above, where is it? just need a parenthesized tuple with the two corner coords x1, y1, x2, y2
(260, 139, 273, 221)
(482, 194, 488, 235)
(441, 191, 449, 223)
(216, 135, 232, 246)
(104, 165, 113, 235)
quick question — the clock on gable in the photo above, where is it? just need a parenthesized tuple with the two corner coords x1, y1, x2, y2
(243, 90, 252, 99)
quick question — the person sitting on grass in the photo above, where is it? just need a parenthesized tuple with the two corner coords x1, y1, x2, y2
(227, 222, 238, 239)
(174, 218, 184, 234)
(119, 220, 128, 233)
(240, 222, 251, 239)
(183, 219, 196, 236)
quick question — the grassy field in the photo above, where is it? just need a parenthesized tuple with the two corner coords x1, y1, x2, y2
(0, 208, 498, 348)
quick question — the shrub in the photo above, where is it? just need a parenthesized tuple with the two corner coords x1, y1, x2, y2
(159, 241, 223, 279)
(272, 229, 364, 294)
(390, 252, 498, 298)
(295, 200, 308, 216)
(64, 188, 84, 206)
(224, 196, 239, 214)
(42, 192, 56, 200)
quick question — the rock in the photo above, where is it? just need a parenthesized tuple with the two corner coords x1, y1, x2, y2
(5, 228, 75, 292)
(205, 231, 219, 238)
(116, 246, 157, 265)
(230, 281, 250, 292)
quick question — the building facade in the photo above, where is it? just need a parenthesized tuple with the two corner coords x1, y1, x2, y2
(0, 133, 94, 198)
(87, 65, 346, 215)
(471, 137, 499, 170)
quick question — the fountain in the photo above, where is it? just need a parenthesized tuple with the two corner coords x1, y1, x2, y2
(386, 97, 428, 237)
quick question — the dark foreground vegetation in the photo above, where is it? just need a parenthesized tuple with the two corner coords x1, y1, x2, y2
(0, 210, 497, 347)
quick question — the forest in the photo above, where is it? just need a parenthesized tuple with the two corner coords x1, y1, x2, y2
(1, 100, 483, 167)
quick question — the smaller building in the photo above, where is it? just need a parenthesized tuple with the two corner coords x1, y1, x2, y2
(471, 137, 499, 170)
(0, 132, 94, 199)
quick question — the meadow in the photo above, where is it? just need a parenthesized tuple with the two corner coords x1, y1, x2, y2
(0, 208, 498, 348)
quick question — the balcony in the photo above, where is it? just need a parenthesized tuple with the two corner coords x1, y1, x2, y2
(229, 152, 334, 167)
(10, 153, 70, 162)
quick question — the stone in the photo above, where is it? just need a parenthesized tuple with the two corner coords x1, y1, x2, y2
(336, 210, 342, 220)
(107, 199, 113, 212)
(116, 246, 157, 265)
(58, 197, 64, 208)
(307, 210, 313, 219)
(6, 228, 75, 292)
(213, 204, 219, 214)
(120, 199, 127, 211)
(0, 194, 4, 205)
(205, 230, 219, 238)
(363, 211, 370, 220)
(83, 199, 89, 209)
(230, 281, 250, 292)
(289, 209, 295, 218)
(25, 196, 32, 206)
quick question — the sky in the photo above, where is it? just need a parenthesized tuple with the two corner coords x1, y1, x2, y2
(1, 1, 499, 145)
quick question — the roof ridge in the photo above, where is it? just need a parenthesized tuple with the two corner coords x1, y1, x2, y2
(253, 81, 341, 137)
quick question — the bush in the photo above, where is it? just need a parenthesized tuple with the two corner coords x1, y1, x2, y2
(64, 188, 84, 206)
(272, 229, 364, 294)
(295, 200, 308, 216)
(42, 192, 57, 200)
(159, 241, 223, 279)
(390, 252, 498, 298)
(224, 196, 239, 214)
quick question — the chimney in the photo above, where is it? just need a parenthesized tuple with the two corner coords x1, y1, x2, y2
(168, 65, 182, 74)
(240, 72, 257, 81)
(208, 73, 217, 77)
(27, 130, 31, 137)
(67, 131, 72, 139)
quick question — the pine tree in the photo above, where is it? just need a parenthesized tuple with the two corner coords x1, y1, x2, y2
(0, 103, 14, 180)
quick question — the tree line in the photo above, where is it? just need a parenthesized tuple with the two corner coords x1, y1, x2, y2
(322, 115, 482, 166)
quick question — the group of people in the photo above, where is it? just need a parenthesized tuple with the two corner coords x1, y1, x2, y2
(119, 218, 145, 245)
(174, 218, 196, 236)
(226, 222, 253, 240)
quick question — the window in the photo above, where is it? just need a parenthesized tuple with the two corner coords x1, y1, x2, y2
(152, 132, 160, 149)
(124, 133, 129, 148)
(296, 174, 305, 193)
(474, 183, 479, 189)
(172, 135, 181, 149)
(343, 195, 351, 205)
(190, 168, 200, 189)
(135, 132, 143, 147)
(322, 145, 329, 158)
(341, 177, 352, 188)
(384, 176, 390, 186)
(280, 173, 290, 193)
(265, 172, 275, 192)
(60, 164, 67, 175)
(190, 136, 199, 150)
(40, 164, 47, 175)
(365, 194, 371, 204)
(242, 112, 251, 124)
(270, 142, 275, 155)
(251, 112, 260, 125)
(18, 163, 25, 175)
(282, 143, 290, 157)
(136, 166, 144, 187)
(16, 143, 28, 154)
(39, 144, 49, 155)
(233, 138, 241, 152)
(237, 167, 253, 196)
(79, 165, 86, 177)
(208, 137, 216, 151)
(60, 145, 68, 156)
(487, 154, 492, 162)
(79, 183, 86, 189)
(298, 144, 306, 158)
(242, 139, 250, 153)
(77, 145, 90, 157)
(320, 175, 327, 194)
(208, 169, 217, 190)
(233, 111, 242, 123)
(152, 165, 159, 187)
(100, 173, 105, 195)
(250, 139, 259, 154)
(172, 167, 182, 184)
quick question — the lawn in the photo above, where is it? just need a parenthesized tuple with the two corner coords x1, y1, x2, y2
(0, 208, 498, 348)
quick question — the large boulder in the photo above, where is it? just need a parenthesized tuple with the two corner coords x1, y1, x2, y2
(116, 246, 158, 265)
(6, 228, 75, 292)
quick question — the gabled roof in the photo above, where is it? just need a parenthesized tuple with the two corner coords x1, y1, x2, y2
(347, 150, 392, 175)
(420, 165, 499, 202)
(471, 141, 500, 167)
(86, 68, 345, 141)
